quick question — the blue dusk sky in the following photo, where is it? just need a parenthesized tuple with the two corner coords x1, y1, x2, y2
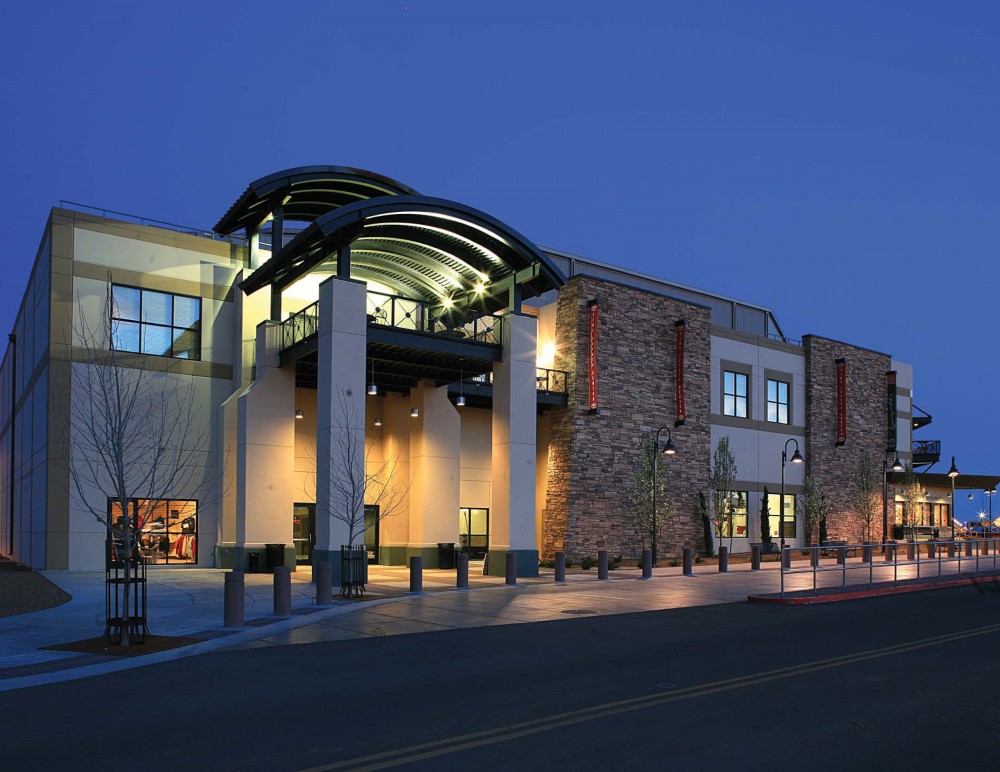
(2, 2, 998, 518)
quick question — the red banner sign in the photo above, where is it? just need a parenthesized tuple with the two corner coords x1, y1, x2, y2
(886, 370, 897, 452)
(588, 300, 599, 413)
(836, 358, 847, 446)
(675, 319, 687, 426)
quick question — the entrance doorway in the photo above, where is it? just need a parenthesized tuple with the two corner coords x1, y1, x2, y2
(459, 507, 489, 559)
(292, 503, 380, 564)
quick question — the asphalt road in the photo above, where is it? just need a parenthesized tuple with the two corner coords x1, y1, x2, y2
(3, 584, 1000, 770)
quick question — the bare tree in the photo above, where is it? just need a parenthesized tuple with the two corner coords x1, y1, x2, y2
(66, 283, 215, 647)
(709, 436, 738, 551)
(326, 390, 407, 549)
(848, 451, 881, 544)
(898, 465, 925, 540)
(631, 435, 672, 560)
(802, 475, 829, 547)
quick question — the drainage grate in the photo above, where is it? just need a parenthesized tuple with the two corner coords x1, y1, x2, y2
(560, 609, 597, 615)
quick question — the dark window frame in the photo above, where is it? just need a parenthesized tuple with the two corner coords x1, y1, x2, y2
(766, 378, 790, 424)
(110, 284, 202, 360)
(723, 370, 749, 418)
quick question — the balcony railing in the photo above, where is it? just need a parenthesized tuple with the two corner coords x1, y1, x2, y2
(281, 301, 319, 351)
(365, 291, 503, 345)
(912, 439, 941, 464)
(466, 368, 570, 395)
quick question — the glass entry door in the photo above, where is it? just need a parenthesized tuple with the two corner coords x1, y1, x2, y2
(363, 505, 379, 564)
(459, 508, 489, 559)
(292, 504, 315, 565)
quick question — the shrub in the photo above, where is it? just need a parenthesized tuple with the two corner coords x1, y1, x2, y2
(580, 555, 595, 570)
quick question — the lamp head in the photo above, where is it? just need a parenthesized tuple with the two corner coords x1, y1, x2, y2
(948, 456, 959, 478)
(790, 448, 804, 464)
(891, 456, 904, 472)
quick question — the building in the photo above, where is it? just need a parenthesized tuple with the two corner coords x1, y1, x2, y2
(0, 165, 979, 575)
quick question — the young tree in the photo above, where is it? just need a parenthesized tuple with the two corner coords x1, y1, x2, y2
(631, 435, 672, 561)
(67, 284, 214, 647)
(699, 491, 714, 558)
(898, 465, 925, 540)
(848, 451, 881, 544)
(802, 475, 829, 547)
(709, 436, 738, 550)
(760, 487, 772, 550)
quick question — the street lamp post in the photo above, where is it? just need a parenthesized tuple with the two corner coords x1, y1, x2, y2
(985, 488, 997, 538)
(651, 426, 677, 568)
(882, 452, 904, 550)
(948, 456, 959, 541)
(780, 439, 804, 551)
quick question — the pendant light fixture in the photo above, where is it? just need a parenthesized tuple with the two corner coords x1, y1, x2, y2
(295, 408, 304, 420)
(374, 415, 383, 427)
(367, 357, 377, 396)
(410, 407, 420, 418)
(457, 360, 465, 407)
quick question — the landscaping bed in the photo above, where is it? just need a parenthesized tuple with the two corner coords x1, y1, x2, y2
(0, 557, 71, 617)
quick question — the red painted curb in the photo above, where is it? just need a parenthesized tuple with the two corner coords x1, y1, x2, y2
(748, 574, 1000, 605)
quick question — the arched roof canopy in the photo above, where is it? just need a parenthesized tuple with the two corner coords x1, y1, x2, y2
(213, 165, 418, 235)
(240, 196, 566, 312)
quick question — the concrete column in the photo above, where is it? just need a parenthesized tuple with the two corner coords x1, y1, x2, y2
(314, 276, 367, 584)
(234, 321, 296, 571)
(490, 313, 538, 577)
(406, 381, 461, 567)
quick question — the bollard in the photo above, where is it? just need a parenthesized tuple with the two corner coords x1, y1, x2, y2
(885, 542, 895, 562)
(683, 547, 693, 576)
(409, 556, 423, 593)
(927, 542, 936, 559)
(505, 551, 518, 585)
(555, 551, 566, 583)
(783, 546, 792, 570)
(811, 548, 820, 568)
(315, 560, 332, 606)
(906, 541, 915, 560)
(965, 541, 973, 557)
(598, 550, 609, 580)
(751, 544, 761, 571)
(273, 565, 292, 617)
(456, 552, 469, 589)
(641, 548, 653, 579)
(862, 544, 873, 563)
(837, 546, 846, 566)
(719, 546, 729, 573)
(223, 571, 245, 628)
(948, 542, 956, 559)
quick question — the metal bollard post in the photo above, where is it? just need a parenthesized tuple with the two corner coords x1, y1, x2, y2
(315, 560, 332, 606)
(965, 541, 973, 558)
(885, 542, 895, 562)
(224, 571, 245, 628)
(719, 546, 729, 573)
(862, 544, 873, 563)
(783, 546, 792, 570)
(928, 542, 936, 560)
(555, 551, 566, 583)
(456, 552, 469, 589)
(683, 547, 693, 576)
(837, 546, 846, 566)
(409, 556, 423, 593)
(505, 552, 517, 585)
(598, 550, 609, 580)
(907, 541, 915, 561)
(641, 548, 653, 579)
(811, 548, 820, 568)
(273, 565, 292, 617)
(751, 544, 761, 571)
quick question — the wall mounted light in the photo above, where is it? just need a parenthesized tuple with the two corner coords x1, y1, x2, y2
(295, 408, 304, 420)
(410, 407, 420, 418)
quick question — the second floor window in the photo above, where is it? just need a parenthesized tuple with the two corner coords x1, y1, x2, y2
(767, 379, 789, 424)
(723, 371, 748, 418)
(111, 285, 201, 360)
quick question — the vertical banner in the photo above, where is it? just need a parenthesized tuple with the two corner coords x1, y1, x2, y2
(835, 358, 848, 446)
(886, 370, 898, 452)
(674, 319, 687, 426)
(587, 299, 599, 414)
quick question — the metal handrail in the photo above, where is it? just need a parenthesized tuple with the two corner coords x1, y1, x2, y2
(536, 367, 570, 394)
(779, 538, 999, 597)
(58, 200, 245, 245)
(365, 290, 504, 344)
(280, 302, 319, 351)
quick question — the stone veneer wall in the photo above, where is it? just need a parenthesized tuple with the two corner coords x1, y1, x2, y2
(543, 276, 712, 560)
(803, 335, 891, 543)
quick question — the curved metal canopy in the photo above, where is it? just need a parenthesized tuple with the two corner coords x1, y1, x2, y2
(239, 196, 566, 310)
(214, 165, 418, 235)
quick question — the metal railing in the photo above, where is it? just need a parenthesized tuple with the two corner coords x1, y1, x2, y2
(365, 291, 503, 344)
(280, 302, 319, 351)
(58, 200, 245, 245)
(241, 339, 256, 385)
(536, 368, 569, 394)
(779, 539, 1000, 597)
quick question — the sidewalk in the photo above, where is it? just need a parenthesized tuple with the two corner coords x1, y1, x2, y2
(2, 556, 994, 692)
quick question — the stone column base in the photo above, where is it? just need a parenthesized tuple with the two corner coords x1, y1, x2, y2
(485, 549, 538, 578)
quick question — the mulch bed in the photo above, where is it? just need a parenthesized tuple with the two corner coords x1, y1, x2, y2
(0, 558, 72, 617)
(43, 635, 206, 657)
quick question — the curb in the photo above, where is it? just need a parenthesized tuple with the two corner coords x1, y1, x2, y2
(748, 573, 1000, 605)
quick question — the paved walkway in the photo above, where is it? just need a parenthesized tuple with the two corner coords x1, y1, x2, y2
(2, 553, 997, 692)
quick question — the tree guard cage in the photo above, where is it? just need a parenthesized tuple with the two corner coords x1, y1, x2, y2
(105, 529, 149, 645)
(340, 544, 367, 598)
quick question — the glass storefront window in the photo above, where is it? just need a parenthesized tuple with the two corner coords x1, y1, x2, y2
(767, 493, 797, 538)
(716, 492, 748, 537)
(121, 499, 198, 564)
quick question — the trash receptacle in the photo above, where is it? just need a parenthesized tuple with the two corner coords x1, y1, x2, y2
(437, 542, 456, 570)
(247, 552, 260, 573)
(265, 543, 286, 573)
